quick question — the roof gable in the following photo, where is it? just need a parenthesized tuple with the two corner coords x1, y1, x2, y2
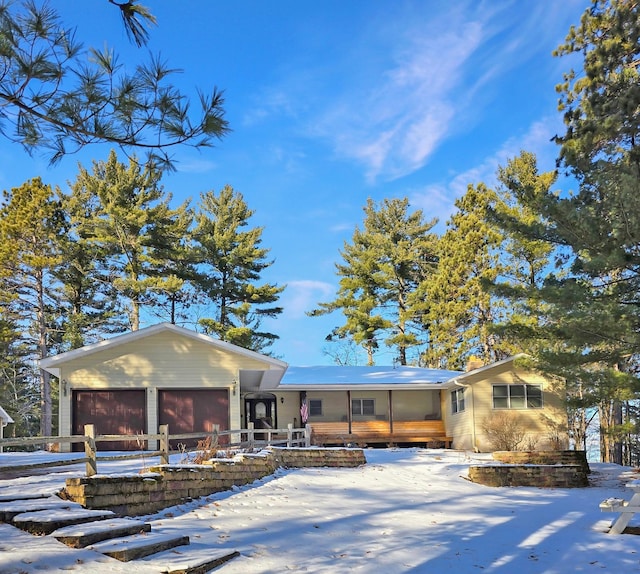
(40, 323, 287, 378)
(441, 354, 529, 387)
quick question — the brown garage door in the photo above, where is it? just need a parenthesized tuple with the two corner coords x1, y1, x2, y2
(72, 390, 147, 451)
(159, 389, 229, 448)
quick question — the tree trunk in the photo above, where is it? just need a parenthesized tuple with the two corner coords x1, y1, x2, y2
(37, 269, 52, 437)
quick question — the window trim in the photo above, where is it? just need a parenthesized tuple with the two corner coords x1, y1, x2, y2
(492, 384, 543, 410)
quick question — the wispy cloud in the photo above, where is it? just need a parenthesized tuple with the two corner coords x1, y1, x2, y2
(175, 157, 218, 174)
(244, 1, 584, 186)
(322, 18, 486, 183)
(410, 116, 563, 226)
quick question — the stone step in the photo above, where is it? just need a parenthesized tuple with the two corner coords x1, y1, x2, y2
(89, 531, 190, 562)
(12, 507, 115, 535)
(142, 545, 240, 574)
(0, 496, 79, 522)
(51, 517, 152, 548)
(0, 493, 49, 503)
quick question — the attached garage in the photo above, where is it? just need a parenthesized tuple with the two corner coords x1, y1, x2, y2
(72, 390, 146, 451)
(39, 323, 288, 452)
(158, 389, 229, 448)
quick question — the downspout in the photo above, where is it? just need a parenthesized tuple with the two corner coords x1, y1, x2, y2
(347, 390, 352, 434)
(454, 379, 478, 453)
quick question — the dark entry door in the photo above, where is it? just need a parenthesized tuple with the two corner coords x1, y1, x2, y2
(244, 393, 277, 431)
(72, 390, 146, 451)
(158, 389, 229, 448)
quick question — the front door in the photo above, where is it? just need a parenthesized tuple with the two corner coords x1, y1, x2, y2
(244, 393, 277, 431)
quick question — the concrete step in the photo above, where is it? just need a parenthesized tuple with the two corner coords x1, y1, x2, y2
(89, 531, 191, 562)
(51, 517, 152, 548)
(142, 545, 240, 573)
(0, 496, 79, 522)
(12, 507, 115, 535)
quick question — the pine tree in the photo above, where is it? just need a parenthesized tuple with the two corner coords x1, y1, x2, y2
(489, 152, 557, 354)
(192, 185, 284, 353)
(0, 177, 65, 436)
(0, 1, 228, 169)
(312, 198, 438, 365)
(420, 184, 504, 370)
(67, 150, 192, 330)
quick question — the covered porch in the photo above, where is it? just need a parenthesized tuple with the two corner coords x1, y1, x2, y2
(265, 365, 461, 447)
(301, 387, 451, 447)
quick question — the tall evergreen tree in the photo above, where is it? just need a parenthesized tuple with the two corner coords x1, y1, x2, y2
(312, 198, 438, 365)
(0, 177, 65, 436)
(53, 221, 125, 349)
(67, 150, 192, 330)
(489, 152, 557, 353)
(419, 184, 504, 370)
(482, 1, 640, 463)
(192, 185, 284, 353)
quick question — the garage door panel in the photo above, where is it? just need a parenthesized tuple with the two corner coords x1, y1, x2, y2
(159, 389, 229, 448)
(72, 390, 146, 451)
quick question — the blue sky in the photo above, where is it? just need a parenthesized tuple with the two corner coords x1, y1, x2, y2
(0, 1, 588, 366)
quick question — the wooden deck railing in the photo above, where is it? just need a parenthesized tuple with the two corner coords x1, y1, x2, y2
(310, 419, 452, 447)
(0, 423, 311, 477)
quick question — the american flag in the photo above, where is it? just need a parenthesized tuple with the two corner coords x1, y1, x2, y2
(300, 398, 309, 424)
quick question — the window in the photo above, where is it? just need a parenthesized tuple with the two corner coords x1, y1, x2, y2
(351, 398, 375, 416)
(309, 399, 323, 417)
(451, 388, 465, 413)
(492, 384, 543, 409)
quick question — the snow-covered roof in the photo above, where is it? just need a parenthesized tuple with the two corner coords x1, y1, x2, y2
(0, 405, 14, 425)
(277, 365, 462, 390)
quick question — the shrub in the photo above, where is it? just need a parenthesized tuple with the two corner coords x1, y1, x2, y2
(482, 412, 526, 451)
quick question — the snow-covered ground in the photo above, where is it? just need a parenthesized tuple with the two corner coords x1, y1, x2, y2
(0, 448, 638, 573)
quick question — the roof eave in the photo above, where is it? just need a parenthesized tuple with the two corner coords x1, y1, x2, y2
(275, 383, 448, 391)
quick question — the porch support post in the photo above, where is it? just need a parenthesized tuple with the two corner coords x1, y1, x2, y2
(388, 390, 394, 433)
(347, 390, 352, 434)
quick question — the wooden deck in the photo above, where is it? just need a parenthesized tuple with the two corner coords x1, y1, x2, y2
(310, 420, 452, 448)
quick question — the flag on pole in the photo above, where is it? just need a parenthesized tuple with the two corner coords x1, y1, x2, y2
(300, 397, 309, 424)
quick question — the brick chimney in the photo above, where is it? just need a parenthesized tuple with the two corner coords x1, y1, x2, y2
(466, 357, 485, 372)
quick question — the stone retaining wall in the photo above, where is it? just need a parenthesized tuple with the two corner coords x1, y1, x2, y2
(469, 464, 589, 488)
(492, 450, 590, 474)
(61, 447, 365, 516)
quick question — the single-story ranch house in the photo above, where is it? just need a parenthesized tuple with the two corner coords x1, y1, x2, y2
(39, 323, 568, 452)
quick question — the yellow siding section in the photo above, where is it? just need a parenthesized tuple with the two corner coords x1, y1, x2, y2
(58, 331, 276, 442)
(443, 388, 474, 450)
(293, 389, 440, 423)
(389, 390, 439, 420)
(446, 364, 568, 452)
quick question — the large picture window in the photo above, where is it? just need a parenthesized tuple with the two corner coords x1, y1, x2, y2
(492, 384, 542, 409)
(351, 398, 375, 416)
(451, 388, 465, 414)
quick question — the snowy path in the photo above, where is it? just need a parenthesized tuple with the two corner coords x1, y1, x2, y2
(0, 449, 638, 573)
